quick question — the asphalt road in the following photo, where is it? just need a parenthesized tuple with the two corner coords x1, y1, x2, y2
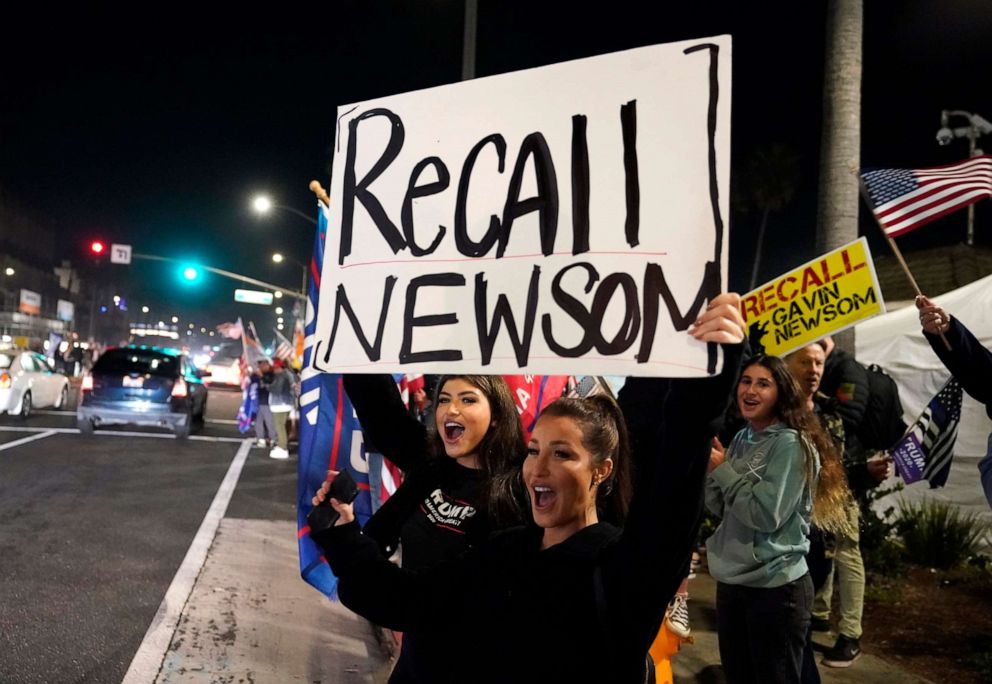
(0, 386, 297, 684)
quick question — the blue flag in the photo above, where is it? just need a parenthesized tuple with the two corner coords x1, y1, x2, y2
(297, 202, 373, 598)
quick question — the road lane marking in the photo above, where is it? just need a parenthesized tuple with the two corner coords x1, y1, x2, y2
(0, 430, 57, 451)
(0, 426, 245, 444)
(205, 418, 238, 425)
(122, 437, 254, 684)
(32, 410, 78, 416)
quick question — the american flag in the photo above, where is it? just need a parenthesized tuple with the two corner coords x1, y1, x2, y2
(860, 155, 992, 237)
(272, 328, 293, 362)
(890, 378, 962, 488)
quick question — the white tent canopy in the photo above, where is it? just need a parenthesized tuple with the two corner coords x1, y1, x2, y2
(856, 272, 992, 525)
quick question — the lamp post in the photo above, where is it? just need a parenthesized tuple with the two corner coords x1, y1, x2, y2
(251, 195, 318, 225)
(272, 252, 308, 299)
(936, 109, 991, 246)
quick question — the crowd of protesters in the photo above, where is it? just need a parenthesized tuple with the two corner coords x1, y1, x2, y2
(299, 290, 990, 684)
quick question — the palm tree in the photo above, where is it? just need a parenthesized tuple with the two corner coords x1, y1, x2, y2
(816, 0, 863, 350)
(736, 143, 802, 290)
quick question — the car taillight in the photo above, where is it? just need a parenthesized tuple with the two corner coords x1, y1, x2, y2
(0, 372, 10, 389)
(81, 375, 93, 391)
(171, 378, 188, 397)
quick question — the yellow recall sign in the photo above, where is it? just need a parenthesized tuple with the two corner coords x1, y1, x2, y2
(740, 238, 884, 357)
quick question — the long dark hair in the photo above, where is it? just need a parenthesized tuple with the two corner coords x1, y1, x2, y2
(538, 394, 633, 525)
(429, 375, 528, 527)
(741, 356, 853, 533)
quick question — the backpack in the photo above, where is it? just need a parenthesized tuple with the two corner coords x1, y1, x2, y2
(857, 364, 908, 450)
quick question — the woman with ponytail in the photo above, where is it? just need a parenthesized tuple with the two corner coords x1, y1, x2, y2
(313, 293, 745, 684)
(705, 354, 850, 684)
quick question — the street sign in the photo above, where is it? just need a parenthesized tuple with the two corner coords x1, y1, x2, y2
(234, 289, 274, 305)
(110, 244, 132, 264)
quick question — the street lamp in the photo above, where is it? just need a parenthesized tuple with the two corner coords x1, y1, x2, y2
(141, 306, 150, 314)
(171, 316, 179, 324)
(4, 267, 13, 276)
(251, 194, 318, 225)
(935, 109, 991, 245)
(272, 252, 307, 296)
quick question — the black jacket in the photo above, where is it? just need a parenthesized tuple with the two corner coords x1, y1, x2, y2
(925, 317, 992, 419)
(316, 345, 742, 683)
(821, 347, 876, 494)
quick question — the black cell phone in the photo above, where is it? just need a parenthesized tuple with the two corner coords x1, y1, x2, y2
(307, 470, 360, 532)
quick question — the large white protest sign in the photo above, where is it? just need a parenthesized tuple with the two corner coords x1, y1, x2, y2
(314, 35, 730, 377)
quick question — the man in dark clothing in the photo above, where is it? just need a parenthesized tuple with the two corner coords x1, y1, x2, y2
(917, 295, 992, 508)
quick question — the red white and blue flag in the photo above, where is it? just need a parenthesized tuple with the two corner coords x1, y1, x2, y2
(860, 155, 992, 238)
(297, 202, 373, 599)
(890, 378, 962, 488)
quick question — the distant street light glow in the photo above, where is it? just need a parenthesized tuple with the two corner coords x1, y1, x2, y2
(275, 307, 283, 315)
(274, 291, 283, 299)
(200, 327, 206, 333)
(271, 253, 284, 263)
(277, 324, 284, 331)
(4, 267, 14, 276)
(171, 316, 179, 323)
(277, 317, 284, 324)
(113, 295, 121, 303)
(141, 306, 150, 313)
(252, 196, 273, 214)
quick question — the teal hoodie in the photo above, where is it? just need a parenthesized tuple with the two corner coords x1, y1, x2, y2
(705, 423, 818, 588)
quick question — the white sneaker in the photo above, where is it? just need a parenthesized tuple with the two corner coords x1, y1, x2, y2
(269, 447, 289, 460)
(256, 438, 267, 447)
(665, 593, 691, 638)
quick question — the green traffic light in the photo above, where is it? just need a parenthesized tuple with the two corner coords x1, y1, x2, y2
(182, 266, 199, 281)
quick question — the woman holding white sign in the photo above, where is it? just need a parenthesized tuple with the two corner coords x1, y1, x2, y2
(341, 372, 528, 681)
(312, 293, 745, 683)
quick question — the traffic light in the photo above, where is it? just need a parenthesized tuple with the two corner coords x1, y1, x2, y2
(90, 240, 106, 255)
(180, 265, 200, 282)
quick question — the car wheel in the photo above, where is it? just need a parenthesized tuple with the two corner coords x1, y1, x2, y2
(77, 417, 94, 435)
(173, 414, 191, 439)
(55, 386, 69, 410)
(18, 391, 31, 419)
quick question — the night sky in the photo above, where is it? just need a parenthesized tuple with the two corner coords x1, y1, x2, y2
(2, 1, 990, 337)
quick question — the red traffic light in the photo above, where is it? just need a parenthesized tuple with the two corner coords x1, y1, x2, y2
(90, 241, 106, 255)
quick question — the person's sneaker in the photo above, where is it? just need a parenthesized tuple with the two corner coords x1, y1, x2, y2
(688, 552, 701, 580)
(269, 446, 289, 460)
(256, 438, 267, 447)
(821, 634, 862, 668)
(811, 616, 831, 632)
(664, 593, 691, 638)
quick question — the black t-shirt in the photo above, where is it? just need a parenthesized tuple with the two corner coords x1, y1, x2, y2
(398, 461, 484, 571)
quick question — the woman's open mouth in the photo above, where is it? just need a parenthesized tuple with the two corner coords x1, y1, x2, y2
(443, 421, 465, 441)
(532, 485, 556, 510)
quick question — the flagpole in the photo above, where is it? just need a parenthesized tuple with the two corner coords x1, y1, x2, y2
(308, 180, 330, 205)
(857, 180, 951, 350)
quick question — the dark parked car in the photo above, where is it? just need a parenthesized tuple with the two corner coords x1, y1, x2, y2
(77, 346, 209, 438)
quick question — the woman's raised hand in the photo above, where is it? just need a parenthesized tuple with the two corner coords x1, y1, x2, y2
(690, 293, 745, 345)
(311, 469, 356, 526)
(708, 437, 727, 473)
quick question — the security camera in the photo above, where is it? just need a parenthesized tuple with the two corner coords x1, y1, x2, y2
(936, 127, 955, 146)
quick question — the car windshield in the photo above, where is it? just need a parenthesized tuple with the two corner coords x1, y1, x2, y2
(93, 349, 179, 378)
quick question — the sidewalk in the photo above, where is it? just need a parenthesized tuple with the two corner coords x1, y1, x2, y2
(671, 570, 933, 684)
(155, 518, 391, 683)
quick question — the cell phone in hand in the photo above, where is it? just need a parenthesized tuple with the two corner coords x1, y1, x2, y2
(307, 470, 360, 532)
